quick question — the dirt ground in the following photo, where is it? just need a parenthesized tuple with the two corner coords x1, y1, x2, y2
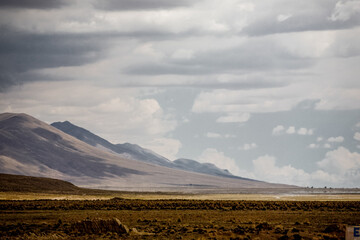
(0, 198, 359, 239)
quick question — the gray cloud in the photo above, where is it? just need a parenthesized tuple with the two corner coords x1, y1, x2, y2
(0, 29, 108, 90)
(0, 0, 69, 9)
(92, 0, 194, 11)
(243, 0, 360, 36)
(125, 40, 313, 76)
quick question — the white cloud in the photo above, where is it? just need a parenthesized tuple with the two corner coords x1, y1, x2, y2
(286, 126, 296, 134)
(142, 138, 182, 160)
(327, 136, 344, 143)
(206, 132, 222, 138)
(197, 148, 240, 175)
(308, 143, 319, 149)
(239, 142, 258, 151)
(252, 155, 311, 186)
(0, 81, 178, 158)
(297, 127, 313, 135)
(273, 125, 314, 136)
(317, 147, 360, 178)
(205, 132, 236, 138)
(216, 112, 250, 123)
(272, 125, 285, 135)
(317, 137, 323, 142)
(323, 143, 332, 149)
(354, 132, 360, 141)
(250, 147, 360, 187)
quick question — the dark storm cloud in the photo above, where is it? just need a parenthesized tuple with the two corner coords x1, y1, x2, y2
(0, 0, 69, 9)
(125, 41, 313, 76)
(0, 29, 107, 90)
(92, 0, 194, 11)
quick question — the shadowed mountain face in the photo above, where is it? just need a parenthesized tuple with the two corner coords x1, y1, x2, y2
(51, 121, 240, 179)
(0, 113, 294, 190)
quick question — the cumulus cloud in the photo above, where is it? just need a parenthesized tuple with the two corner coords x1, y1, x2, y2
(327, 136, 344, 143)
(205, 132, 236, 138)
(308, 143, 319, 149)
(297, 128, 314, 135)
(206, 132, 222, 138)
(272, 125, 285, 135)
(286, 126, 296, 134)
(317, 147, 360, 174)
(216, 112, 250, 123)
(142, 138, 182, 160)
(252, 155, 311, 186)
(309, 136, 345, 149)
(324, 143, 332, 149)
(354, 132, 360, 141)
(273, 125, 314, 136)
(251, 147, 360, 187)
(197, 148, 240, 175)
(239, 143, 258, 151)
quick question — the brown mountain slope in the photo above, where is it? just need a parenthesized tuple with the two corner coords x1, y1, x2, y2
(0, 113, 295, 191)
(0, 173, 81, 193)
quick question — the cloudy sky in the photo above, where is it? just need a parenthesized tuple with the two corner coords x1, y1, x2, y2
(1, 0, 360, 187)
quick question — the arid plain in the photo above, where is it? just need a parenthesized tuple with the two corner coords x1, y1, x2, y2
(1, 189, 360, 240)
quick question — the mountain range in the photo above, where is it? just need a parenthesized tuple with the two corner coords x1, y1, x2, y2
(0, 112, 293, 191)
(51, 120, 238, 179)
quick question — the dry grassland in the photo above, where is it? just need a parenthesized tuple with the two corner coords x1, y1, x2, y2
(0, 192, 359, 239)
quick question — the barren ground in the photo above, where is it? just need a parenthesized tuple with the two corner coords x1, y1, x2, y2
(0, 192, 359, 239)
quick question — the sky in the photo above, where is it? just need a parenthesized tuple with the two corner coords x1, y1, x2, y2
(0, 0, 360, 187)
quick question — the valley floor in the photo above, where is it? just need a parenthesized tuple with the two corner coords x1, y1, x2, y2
(0, 196, 359, 239)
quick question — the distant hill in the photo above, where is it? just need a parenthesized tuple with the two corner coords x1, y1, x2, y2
(173, 158, 244, 179)
(0, 113, 293, 190)
(51, 120, 239, 179)
(0, 173, 81, 193)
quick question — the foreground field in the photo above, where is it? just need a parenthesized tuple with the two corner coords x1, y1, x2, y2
(1, 198, 359, 239)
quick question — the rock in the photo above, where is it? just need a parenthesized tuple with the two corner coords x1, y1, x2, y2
(293, 233, 302, 240)
(233, 225, 246, 234)
(256, 222, 272, 231)
(278, 235, 289, 240)
(323, 224, 342, 233)
(274, 225, 285, 234)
